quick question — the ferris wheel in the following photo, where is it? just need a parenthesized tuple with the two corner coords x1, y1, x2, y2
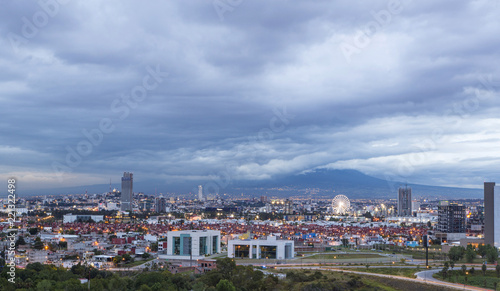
(331, 194, 350, 214)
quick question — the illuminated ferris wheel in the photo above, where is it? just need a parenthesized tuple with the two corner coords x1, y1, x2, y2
(331, 195, 350, 214)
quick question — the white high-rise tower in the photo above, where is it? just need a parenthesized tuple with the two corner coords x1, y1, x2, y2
(198, 185, 203, 201)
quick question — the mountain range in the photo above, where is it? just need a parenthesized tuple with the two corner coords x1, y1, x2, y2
(21, 169, 483, 199)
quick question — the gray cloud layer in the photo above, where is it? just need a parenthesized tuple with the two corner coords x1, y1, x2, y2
(1, 0, 500, 193)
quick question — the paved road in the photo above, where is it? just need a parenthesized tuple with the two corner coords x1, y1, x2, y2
(279, 266, 491, 291)
(415, 269, 493, 291)
(415, 269, 444, 283)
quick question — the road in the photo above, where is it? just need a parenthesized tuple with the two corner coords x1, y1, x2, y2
(415, 269, 493, 291)
(277, 266, 492, 291)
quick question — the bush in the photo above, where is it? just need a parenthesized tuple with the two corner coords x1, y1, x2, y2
(216, 279, 236, 291)
(347, 276, 363, 288)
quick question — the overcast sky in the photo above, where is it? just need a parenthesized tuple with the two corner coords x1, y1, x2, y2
(1, 0, 500, 194)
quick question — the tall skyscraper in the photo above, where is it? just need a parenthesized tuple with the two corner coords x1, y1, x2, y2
(484, 182, 499, 247)
(397, 186, 412, 217)
(284, 199, 293, 215)
(155, 196, 167, 213)
(436, 201, 466, 234)
(198, 185, 203, 201)
(121, 172, 133, 211)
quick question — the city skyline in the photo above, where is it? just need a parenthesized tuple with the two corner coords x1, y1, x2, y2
(1, 1, 500, 195)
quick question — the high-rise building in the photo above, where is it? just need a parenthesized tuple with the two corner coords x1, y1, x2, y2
(467, 206, 484, 233)
(155, 197, 167, 213)
(397, 186, 412, 217)
(411, 200, 420, 213)
(121, 172, 133, 211)
(484, 182, 500, 247)
(284, 199, 293, 215)
(436, 201, 466, 235)
(198, 185, 203, 201)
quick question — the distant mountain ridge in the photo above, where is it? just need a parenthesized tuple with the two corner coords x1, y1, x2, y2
(228, 169, 483, 199)
(21, 169, 483, 199)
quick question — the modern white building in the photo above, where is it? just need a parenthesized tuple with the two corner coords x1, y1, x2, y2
(228, 236, 294, 260)
(198, 185, 203, 201)
(164, 230, 220, 259)
(63, 214, 104, 223)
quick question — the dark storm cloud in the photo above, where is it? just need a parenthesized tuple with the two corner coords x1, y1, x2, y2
(1, 0, 500, 193)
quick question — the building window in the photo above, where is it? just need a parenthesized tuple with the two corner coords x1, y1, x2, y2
(260, 245, 277, 259)
(182, 237, 192, 255)
(173, 237, 180, 255)
(212, 236, 218, 254)
(235, 245, 250, 258)
(200, 237, 207, 255)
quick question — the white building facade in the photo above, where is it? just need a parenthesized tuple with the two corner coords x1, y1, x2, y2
(228, 236, 294, 260)
(165, 230, 220, 259)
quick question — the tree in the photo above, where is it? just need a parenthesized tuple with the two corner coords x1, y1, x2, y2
(216, 258, 236, 280)
(28, 228, 39, 235)
(33, 237, 44, 250)
(482, 264, 487, 275)
(462, 265, 467, 275)
(122, 253, 132, 263)
(36, 279, 53, 291)
(47, 243, 58, 252)
(448, 246, 465, 263)
(58, 241, 68, 249)
(71, 263, 86, 276)
(441, 262, 449, 278)
(496, 264, 500, 277)
(450, 261, 455, 270)
(216, 279, 236, 291)
(478, 245, 488, 258)
(15, 236, 26, 247)
(113, 255, 123, 266)
(465, 248, 476, 263)
(486, 246, 499, 264)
